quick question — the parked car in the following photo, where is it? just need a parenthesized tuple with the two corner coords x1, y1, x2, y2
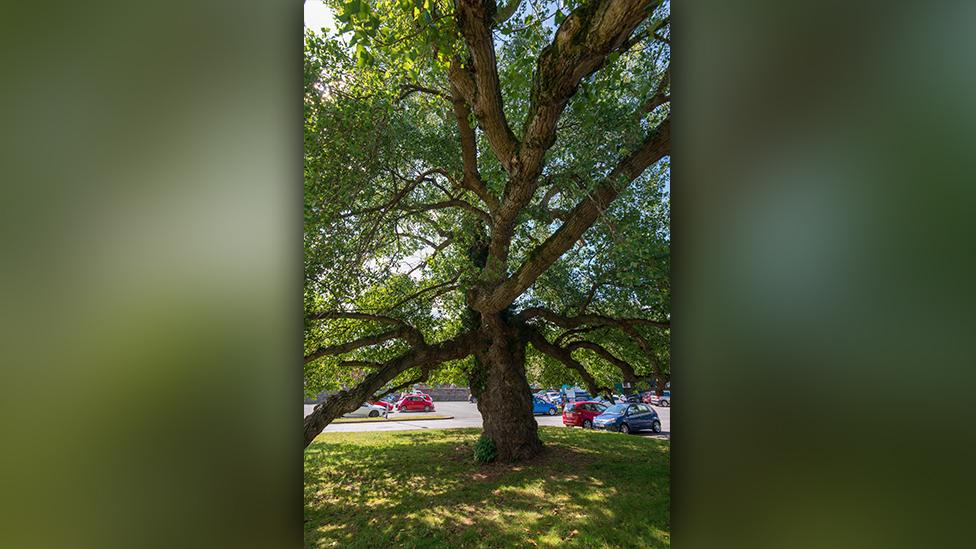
(343, 403, 389, 418)
(562, 401, 608, 429)
(396, 395, 435, 412)
(650, 390, 671, 407)
(565, 391, 592, 403)
(407, 391, 433, 402)
(532, 396, 559, 416)
(593, 403, 662, 434)
(370, 399, 395, 411)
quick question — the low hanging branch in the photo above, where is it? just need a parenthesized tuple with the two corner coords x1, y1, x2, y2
(304, 329, 484, 448)
(304, 327, 411, 365)
(305, 311, 425, 351)
(524, 327, 608, 398)
(567, 340, 642, 386)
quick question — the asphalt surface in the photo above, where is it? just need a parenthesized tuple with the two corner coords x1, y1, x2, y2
(305, 400, 670, 440)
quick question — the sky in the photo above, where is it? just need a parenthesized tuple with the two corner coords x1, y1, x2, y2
(304, 1, 334, 33)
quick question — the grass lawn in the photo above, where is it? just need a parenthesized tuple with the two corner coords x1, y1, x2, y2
(304, 427, 669, 548)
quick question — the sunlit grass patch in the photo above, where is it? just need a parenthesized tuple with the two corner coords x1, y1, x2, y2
(305, 427, 669, 548)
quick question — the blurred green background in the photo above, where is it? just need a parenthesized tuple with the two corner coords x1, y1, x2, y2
(680, 1, 976, 546)
(0, 1, 299, 548)
(1, 0, 975, 547)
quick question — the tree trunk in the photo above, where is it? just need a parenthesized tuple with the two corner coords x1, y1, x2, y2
(473, 313, 543, 462)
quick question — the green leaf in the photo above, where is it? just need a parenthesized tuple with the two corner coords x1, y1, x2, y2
(554, 10, 566, 25)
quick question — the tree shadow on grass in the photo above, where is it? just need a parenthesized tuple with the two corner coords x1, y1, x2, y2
(304, 427, 669, 548)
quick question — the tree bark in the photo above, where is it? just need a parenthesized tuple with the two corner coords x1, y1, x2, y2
(472, 313, 543, 462)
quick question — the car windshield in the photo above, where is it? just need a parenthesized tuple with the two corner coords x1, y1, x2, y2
(604, 404, 628, 414)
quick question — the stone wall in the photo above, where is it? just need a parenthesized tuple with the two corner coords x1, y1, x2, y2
(304, 386, 472, 404)
(415, 386, 471, 401)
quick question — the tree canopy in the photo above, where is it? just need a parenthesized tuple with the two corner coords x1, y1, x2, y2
(304, 0, 670, 452)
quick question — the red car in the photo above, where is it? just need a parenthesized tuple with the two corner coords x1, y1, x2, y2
(396, 394, 435, 412)
(562, 401, 608, 429)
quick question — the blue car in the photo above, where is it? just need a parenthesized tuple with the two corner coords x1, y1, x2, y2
(593, 403, 662, 434)
(532, 396, 559, 416)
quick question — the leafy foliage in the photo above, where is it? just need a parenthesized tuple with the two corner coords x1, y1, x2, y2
(304, 0, 671, 399)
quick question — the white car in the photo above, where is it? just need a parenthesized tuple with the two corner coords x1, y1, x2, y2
(343, 403, 388, 418)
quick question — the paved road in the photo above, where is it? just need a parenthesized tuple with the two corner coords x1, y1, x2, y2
(305, 400, 670, 439)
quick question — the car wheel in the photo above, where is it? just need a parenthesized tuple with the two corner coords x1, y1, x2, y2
(424, 405, 431, 412)
(368, 410, 379, 417)
(583, 419, 593, 429)
(651, 420, 661, 433)
(547, 407, 557, 416)
(620, 423, 631, 434)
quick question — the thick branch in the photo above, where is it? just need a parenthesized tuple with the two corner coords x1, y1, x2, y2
(450, 86, 498, 211)
(304, 330, 483, 447)
(477, 115, 670, 312)
(452, 1, 519, 172)
(306, 311, 424, 347)
(398, 199, 492, 225)
(616, 322, 669, 394)
(524, 328, 605, 397)
(567, 340, 640, 385)
(303, 328, 407, 365)
(553, 326, 603, 347)
(513, 0, 657, 205)
(481, 1, 657, 268)
(374, 369, 432, 400)
(516, 307, 670, 330)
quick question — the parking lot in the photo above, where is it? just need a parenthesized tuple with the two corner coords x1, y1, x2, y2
(304, 400, 670, 439)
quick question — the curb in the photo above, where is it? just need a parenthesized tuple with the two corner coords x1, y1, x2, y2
(332, 415, 455, 424)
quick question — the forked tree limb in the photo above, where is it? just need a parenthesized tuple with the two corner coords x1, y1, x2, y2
(566, 340, 641, 385)
(452, 1, 519, 172)
(524, 327, 607, 398)
(450, 85, 499, 211)
(486, 0, 659, 264)
(476, 115, 670, 312)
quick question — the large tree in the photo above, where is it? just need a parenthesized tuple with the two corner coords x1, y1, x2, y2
(304, 0, 670, 460)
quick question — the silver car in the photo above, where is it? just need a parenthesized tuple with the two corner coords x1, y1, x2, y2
(343, 403, 388, 418)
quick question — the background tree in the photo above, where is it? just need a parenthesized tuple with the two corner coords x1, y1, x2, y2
(304, 0, 670, 460)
